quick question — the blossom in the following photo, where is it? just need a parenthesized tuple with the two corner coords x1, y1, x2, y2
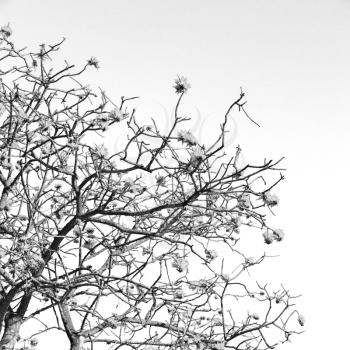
(177, 129, 197, 146)
(83, 238, 98, 250)
(0, 152, 12, 169)
(230, 214, 242, 228)
(86, 227, 95, 235)
(155, 174, 166, 186)
(30, 337, 39, 347)
(273, 228, 285, 242)
(69, 298, 78, 306)
(93, 144, 108, 158)
(96, 116, 109, 131)
(189, 145, 206, 165)
(171, 257, 189, 273)
(87, 56, 100, 69)
(1, 24, 12, 37)
(173, 287, 184, 299)
(245, 257, 255, 266)
(124, 177, 138, 193)
(73, 225, 82, 236)
(263, 191, 279, 207)
(108, 107, 128, 122)
(26, 253, 45, 274)
(173, 75, 191, 94)
(18, 214, 28, 221)
(275, 294, 282, 304)
(39, 119, 53, 133)
(214, 341, 225, 350)
(250, 313, 260, 320)
(298, 314, 305, 326)
(262, 230, 274, 244)
(17, 108, 29, 121)
(189, 279, 211, 292)
(205, 249, 218, 261)
(142, 247, 151, 255)
(0, 198, 11, 211)
(212, 318, 222, 326)
(41, 143, 52, 155)
(238, 194, 251, 208)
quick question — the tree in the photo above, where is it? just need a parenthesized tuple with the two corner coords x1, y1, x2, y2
(0, 25, 304, 350)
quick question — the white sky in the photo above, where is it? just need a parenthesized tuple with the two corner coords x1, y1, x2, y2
(1, 0, 350, 349)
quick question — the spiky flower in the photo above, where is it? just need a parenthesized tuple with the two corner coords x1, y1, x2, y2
(173, 287, 184, 299)
(108, 107, 128, 122)
(26, 253, 45, 274)
(155, 174, 166, 186)
(30, 337, 39, 347)
(250, 313, 260, 321)
(189, 145, 206, 165)
(214, 341, 225, 350)
(298, 314, 305, 326)
(174, 75, 191, 94)
(83, 238, 98, 250)
(0, 24, 12, 37)
(239, 194, 251, 208)
(177, 130, 197, 146)
(93, 144, 108, 159)
(212, 318, 222, 326)
(205, 249, 218, 261)
(87, 56, 100, 69)
(263, 191, 280, 207)
(273, 228, 285, 241)
(0, 198, 12, 211)
(124, 177, 138, 193)
(262, 230, 274, 244)
(171, 257, 189, 273)
(245, 257, 255, 266)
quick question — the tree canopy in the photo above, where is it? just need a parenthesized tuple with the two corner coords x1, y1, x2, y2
(0, 25, 303, 350)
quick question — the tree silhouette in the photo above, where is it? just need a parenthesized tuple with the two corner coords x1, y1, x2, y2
(0, 25, 304, 350)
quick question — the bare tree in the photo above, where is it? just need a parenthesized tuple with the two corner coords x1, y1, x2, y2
(0, 25, 304, 350)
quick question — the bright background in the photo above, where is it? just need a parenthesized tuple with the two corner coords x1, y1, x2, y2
(1, 0, 350, 349)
